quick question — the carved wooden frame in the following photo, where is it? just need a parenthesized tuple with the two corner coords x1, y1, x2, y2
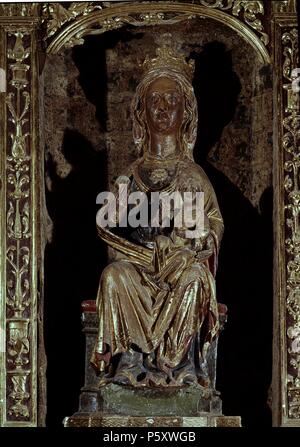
(0, 1, 298, 427)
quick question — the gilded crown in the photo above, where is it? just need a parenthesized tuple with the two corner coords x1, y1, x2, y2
(142, 46, 195, 82)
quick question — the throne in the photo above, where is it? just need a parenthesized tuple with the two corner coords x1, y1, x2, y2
(77, 299, 228, 416)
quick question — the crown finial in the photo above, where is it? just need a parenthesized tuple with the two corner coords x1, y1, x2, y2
(142, 45, 195, 82)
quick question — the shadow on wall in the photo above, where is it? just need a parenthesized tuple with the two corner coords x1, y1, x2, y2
(44, 130, 107, 426)
(44, 34, 273, 427)
(191, 41, 273, 427)
(44, 30, 141, 427)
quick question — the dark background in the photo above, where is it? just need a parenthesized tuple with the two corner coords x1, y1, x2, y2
(44, 29, 273, 428)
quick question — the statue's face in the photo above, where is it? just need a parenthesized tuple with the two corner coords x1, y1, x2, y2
(145, 76, 184, 134)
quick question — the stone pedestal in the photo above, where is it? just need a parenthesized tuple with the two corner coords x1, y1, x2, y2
(64, 414, 241, 427)
(65, 383, 241, 427)
(81, 383, 222, 416)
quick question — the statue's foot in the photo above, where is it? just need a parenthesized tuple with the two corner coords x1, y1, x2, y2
(172, 358, 198, 386)
(146, 371, 170, 387)
(112, 349, 146, 386)
(173, 369, 198, 386)
(112, 370, 140, 387)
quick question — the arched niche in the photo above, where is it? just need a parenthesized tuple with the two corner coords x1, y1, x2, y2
(42, 7, 273, 427)
(45, 2, 271, 65)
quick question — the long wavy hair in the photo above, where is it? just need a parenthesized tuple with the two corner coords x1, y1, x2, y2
(131, 69, 198, 161)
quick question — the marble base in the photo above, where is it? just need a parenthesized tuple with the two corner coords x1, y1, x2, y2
(64, 413, 241, 427)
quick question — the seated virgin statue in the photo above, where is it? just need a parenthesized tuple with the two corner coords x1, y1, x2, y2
(91, 46, 224, 389)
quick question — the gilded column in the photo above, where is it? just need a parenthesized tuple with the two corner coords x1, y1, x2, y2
(0, 4, 43, 427)
(272, 0, 300, 427)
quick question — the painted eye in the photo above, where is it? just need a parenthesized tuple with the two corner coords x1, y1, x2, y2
(166, 93, 179, 105)
(148, 93, 160, 104)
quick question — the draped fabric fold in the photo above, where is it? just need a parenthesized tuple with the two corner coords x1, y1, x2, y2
(91, 158, 224, 386)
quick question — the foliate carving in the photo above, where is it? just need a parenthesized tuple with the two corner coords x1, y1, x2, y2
(0, 3, 39, 17)
(272, 0, 297, 13)
(44, 1, 269, 51)
(6, 245, 30, 317)
(199, 0, 234, 8)
(5, 31, 32, 422)
(63, 11, 196, 49)
(7, 372, 30, 418)
(7, 320, 30, 369)
(232, 1, 268, 45)
(43, 2, 103, 38)
(199, 1, 268, 45)
(282, 28, 300, 420)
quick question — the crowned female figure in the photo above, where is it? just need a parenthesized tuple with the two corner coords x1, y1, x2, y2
(91, 46, 224, 389)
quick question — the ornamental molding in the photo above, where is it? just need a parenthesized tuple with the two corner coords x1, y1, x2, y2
(282, 27, 300, 420)
(42, 1, 271, 62)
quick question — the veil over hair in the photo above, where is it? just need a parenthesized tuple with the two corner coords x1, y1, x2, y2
(131, 69, 198, 160)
